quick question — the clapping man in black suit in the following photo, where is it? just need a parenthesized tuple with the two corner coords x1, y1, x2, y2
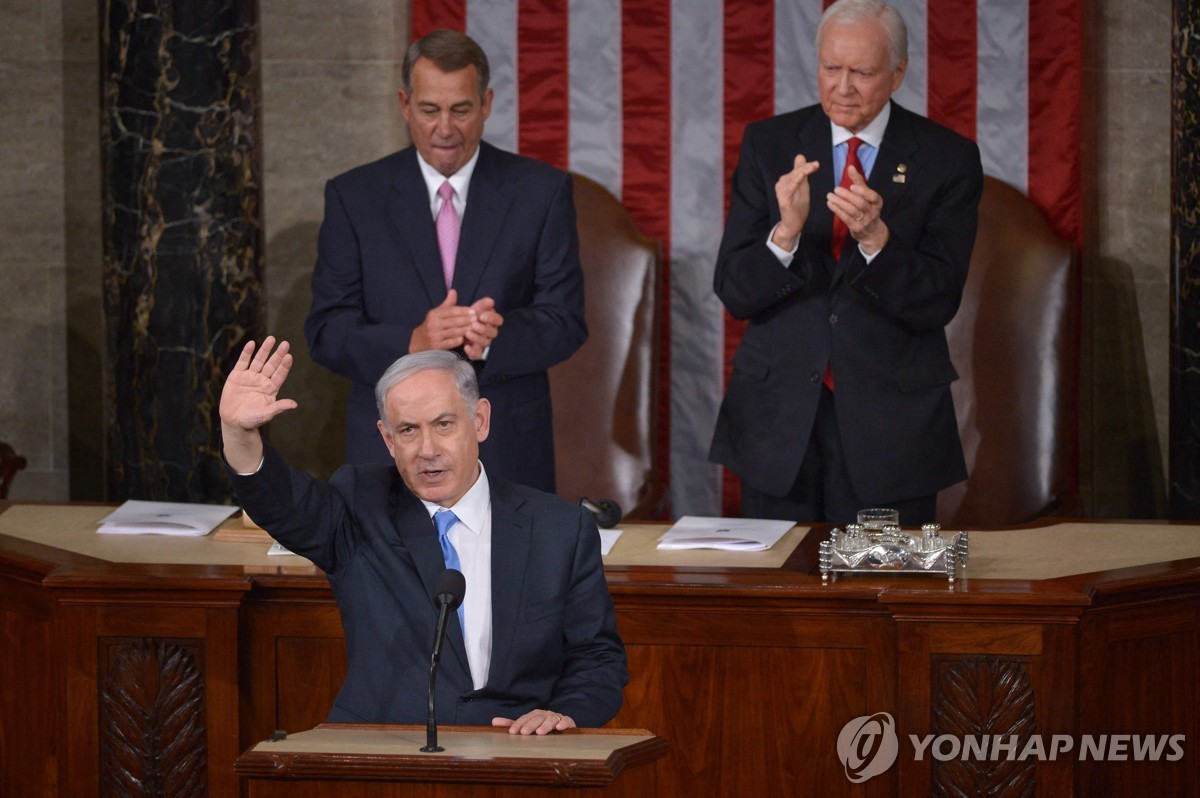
(710, 0, 984, 524)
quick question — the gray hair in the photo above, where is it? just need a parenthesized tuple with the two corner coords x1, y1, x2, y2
(375, 350, 480, 424)
(402, 29, 491, 99)
(817, 0, 908, 73)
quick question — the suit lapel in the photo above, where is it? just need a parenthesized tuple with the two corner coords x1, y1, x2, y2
(453, 143, 512, 303)
(872, 102, 918, 221)
(386, 149, 450, 305)
(797, 112, 838, 279)
(485, 479, 530, 688)
(391, 479, 471, 676)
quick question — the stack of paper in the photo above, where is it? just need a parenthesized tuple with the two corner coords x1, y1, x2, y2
(656, 516, 794, 551)
(97, 500, 239, 537)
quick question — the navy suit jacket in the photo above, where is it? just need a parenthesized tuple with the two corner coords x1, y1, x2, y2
(230, 445, 627, 727)
(305, 142, 587, 492)
(710, 102, 983, 503)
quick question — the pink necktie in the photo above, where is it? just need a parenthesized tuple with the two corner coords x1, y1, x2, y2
(436, 181, 460, 289)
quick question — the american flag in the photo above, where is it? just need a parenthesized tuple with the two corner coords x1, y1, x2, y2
(411, 0, 1081, 517)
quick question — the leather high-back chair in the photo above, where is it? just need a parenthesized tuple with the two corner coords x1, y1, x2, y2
(0, 441, 28, 500)
(549, 175, 665, 521)
(937, 177, 1078, 527)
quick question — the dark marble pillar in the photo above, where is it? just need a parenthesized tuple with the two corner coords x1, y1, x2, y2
(1172, 1, 1200, 518)
(101, 0, 263, 502)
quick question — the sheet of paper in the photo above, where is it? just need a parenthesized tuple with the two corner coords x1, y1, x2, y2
(267, 541, 294, 556)
(97, 500, 239, 537)
(656, 515, 795, 551)
(599, 528, 622, 556)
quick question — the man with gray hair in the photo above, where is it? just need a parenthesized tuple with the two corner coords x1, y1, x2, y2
(710, 0, 983, 524)
(305, 29, 586, 494)
(220, 338, 626, 734)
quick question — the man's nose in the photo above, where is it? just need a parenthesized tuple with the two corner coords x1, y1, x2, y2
(417, 431, 440, 458)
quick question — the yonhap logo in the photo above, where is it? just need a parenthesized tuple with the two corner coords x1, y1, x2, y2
(836, 711, 1187, 783)
(837, 712, 899, 783)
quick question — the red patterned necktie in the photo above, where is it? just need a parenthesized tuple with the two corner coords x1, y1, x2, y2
(825, 136, 863, 392)
(831, 136, 863, 261)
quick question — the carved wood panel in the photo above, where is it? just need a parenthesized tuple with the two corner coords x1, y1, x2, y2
(99, 637, 207, 797)
(930, 655, 1036, 798)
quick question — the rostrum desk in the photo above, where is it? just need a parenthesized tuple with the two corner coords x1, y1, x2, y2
(0, 502, 1197, 796)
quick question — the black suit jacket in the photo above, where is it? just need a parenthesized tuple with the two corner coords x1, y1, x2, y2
(710, 102, 983, 503)
(305, 142, 587, 492)
(230, 445, 627, 727)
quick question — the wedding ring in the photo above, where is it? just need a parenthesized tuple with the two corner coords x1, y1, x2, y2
(855, 212, 865, 221)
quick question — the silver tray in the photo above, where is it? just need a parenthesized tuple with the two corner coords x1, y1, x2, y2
(818, 523, 969, 582)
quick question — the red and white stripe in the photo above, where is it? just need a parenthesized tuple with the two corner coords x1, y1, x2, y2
(412, 0, 1081, 517)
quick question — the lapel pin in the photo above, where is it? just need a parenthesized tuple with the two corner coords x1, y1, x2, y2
(893, 164, 907, 183)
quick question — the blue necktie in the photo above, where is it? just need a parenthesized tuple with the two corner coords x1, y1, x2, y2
(434, 509, 465, 630)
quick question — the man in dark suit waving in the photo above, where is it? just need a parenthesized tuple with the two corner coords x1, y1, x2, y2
(710, 0, 983, 524)
(221, 338, 626, 733)
(305, 29, 585, 493)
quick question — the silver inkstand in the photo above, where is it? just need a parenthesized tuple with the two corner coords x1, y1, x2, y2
(818, 513, 969, 583)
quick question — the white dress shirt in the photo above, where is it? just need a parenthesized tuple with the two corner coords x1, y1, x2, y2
(415, 147, 480, 222)
(421, 462, 493, 690)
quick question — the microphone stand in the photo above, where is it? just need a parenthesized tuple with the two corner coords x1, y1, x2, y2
(421, 597, 454, 752)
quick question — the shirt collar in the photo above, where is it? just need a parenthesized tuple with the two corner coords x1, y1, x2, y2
(421, 461, 490, 537)
(831, 101, 891, 151)
(415, 145, 480, 209)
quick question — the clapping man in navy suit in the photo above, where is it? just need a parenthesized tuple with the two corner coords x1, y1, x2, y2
(221, 338, 626, 733)
(305, 29, 586, 493)
(710, 0, 984, 524)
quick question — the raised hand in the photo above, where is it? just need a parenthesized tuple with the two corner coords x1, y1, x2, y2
(220, 337, 298, 431)
(219, 336, 298, 472)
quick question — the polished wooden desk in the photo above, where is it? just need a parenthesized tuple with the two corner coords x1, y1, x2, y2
(235, 724, 667, 796)
(1, 503, 1198, 796)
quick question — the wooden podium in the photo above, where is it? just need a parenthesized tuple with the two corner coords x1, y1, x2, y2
(235, 724, 668, 797)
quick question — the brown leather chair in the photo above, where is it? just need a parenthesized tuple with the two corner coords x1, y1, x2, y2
(0, 441, 28, 500)
(549, 174, 665, 521)
(937, 177, 1079, 527)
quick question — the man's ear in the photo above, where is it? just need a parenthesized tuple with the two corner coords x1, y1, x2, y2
(377, 419, 397, 458)
(890, 58, 908, 92)
(474, 398, 491, 443)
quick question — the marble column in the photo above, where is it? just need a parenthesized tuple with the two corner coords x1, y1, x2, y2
(1171, 0, 1200, 518)
(101, 0, 263, 502)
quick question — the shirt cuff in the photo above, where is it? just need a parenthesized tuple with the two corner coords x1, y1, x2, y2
(766, 223, 799, 266)
(236, 456, 266, 476)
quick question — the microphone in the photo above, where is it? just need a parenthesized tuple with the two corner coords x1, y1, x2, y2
(421, 568, 465, 753)
(578, 496, 623, 529)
